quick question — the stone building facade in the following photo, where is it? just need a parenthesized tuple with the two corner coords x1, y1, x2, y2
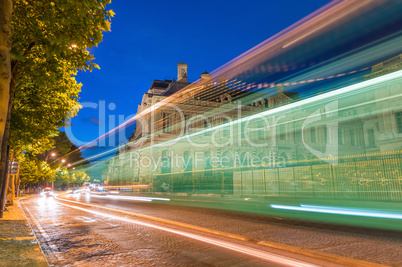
(104, 55, 402, 199)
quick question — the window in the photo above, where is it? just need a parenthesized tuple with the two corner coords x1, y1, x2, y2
(204, 119, 211, 136)
(279, 124, 286, 140)
(183, 115, 190, 133)
(221, 151, 233, 168)
(204, 151, 212, 170)
(396, 112, 402, 134)
(294, 130, 301, 142)
(161, 150, 171, 173)
(338, 128, 343, 145)
(183, 151, 192, 171)
(257, 120, 264, 140)
(239, 152, 250, 167)
(222, 118, 230, 136)
(350, 129, 356, 146)
(367, 129, 375, 146)
(310, 127, 316, 143)
(162, 113, 171, 133)
(241, 122, 247, 139)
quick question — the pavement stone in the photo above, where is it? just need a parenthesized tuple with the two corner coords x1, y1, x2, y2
(0, 197, 48, 267)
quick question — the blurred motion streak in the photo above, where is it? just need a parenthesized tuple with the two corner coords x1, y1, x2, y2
(72, 0, 402, 230)
(271, 204, 402, 220)
(58, 201, 317, 267)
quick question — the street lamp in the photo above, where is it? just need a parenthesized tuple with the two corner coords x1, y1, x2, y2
(51, 152, 56, 157)
(61, 159, 66, 163)
(68, 164, 71, 167)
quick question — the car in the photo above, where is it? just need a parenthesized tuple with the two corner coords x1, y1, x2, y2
(72, 188, 82, 194)
(66, 188, 81, 194)
(40, 187, 54, 197)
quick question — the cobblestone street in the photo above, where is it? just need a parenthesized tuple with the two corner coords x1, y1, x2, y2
(16, 194, 401, 266)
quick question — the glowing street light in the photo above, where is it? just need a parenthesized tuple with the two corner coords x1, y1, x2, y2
(51, 152, 56, 157)
(61, 159, 66, 163)
(68, 164, 71, 167)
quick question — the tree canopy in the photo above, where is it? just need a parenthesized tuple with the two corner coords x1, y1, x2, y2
(0, 0, 113, 217)
(9, 0, 114, 156)
(18, 130, 90, 186)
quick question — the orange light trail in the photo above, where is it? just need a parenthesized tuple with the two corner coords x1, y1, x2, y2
(56, 199, 317, 267)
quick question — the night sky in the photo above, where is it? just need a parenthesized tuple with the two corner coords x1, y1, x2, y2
(68, 0, 332, 160)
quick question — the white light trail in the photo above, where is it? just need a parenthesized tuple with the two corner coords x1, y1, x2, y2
(89, 194, 170, 202)
(82, 68, 402, 162)
(130, 69, 402, 153)
(270, 204, 402, 220)
(57, 201, 317, 267)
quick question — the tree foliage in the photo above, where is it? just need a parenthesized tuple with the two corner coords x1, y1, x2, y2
(19, 154, 63, 185)
(70, 170, 89, 184)
(9, 0, 113, 155)
(19, 130, 90, 185)
(1, 0, 113, 216)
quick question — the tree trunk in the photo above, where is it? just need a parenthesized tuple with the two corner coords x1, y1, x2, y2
(14, 162, 20, 197)
(6, 153, 14, 204)
(0, 0, 12, 162)
(6, 173, 13, 204)
(0, 145, 9, 216)
(0, 0, 12, 218)
(0, 73, 14, 217)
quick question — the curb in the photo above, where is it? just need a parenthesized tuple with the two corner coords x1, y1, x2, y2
(18, 197, 49, 266)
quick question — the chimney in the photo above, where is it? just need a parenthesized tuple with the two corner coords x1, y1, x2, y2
(277, 85, 284, 94)
(177, 63, 188, 81)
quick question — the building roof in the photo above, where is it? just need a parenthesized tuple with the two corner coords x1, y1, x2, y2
(161, 80, 190, 97)
(145, 70, 299, 106)
(148, 80, 172, 91)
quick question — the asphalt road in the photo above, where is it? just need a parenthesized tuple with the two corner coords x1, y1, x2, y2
(20, 192, 402, 266)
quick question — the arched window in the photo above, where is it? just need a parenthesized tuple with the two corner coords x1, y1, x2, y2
(220, 93, 232, 103)
(280, 152, 288, 163)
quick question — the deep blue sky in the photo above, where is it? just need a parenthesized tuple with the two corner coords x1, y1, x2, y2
(68, 0, 332, 159)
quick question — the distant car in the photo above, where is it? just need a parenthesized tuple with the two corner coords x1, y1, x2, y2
(91, 186, 106, 192)
(66, 188, 80, 194)
(40, 187, 54, 197)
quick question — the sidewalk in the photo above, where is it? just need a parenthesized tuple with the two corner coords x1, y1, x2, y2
(0, 197, 48, 266)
